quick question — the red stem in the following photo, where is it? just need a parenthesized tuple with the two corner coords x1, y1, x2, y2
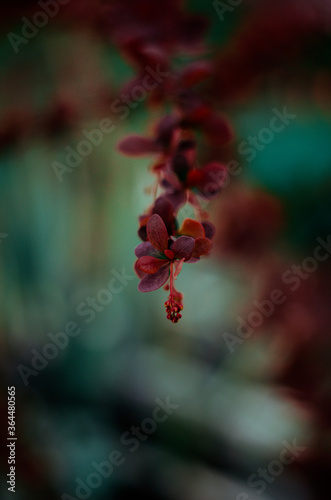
(169, 261, 174, 296)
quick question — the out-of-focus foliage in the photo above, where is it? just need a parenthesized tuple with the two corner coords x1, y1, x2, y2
(2, 1, 331, 499)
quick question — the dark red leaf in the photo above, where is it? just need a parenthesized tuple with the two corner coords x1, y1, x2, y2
(164, 249, 174, 259)
(202, 221, 215, 240)
(134, 259, 147, 279)
(192, 237, 211, 258)
(136, 256, 168, 274)
(138, 264, 170, 292)
(152, 197, 177, 237)
(173, 235, 195, 260)
(147, 214, 169, 252)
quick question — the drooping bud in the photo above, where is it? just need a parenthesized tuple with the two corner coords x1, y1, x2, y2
(164, 294, 184, 323)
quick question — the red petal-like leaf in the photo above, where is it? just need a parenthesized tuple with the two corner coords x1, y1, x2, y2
(178, 218, 205, 239)
(173, 236, 195, 260)
(134, 259, 146, 279)
(136, 256, 168, 274)
(118, 135, 161, 156)
(192, 237, 211, 258)
(164, 249, 174, 260)
(147, 214, 169, 252)
(138, 264, 170, 292)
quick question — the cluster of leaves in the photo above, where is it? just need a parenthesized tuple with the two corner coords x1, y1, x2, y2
(116, 1, 233, 322)
(119, 110, 230, 322)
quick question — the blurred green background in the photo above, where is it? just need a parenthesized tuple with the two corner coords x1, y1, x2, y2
(1, 1, 331, 499)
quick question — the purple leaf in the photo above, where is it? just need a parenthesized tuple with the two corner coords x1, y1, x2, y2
(202, 221, 215, 240)
(138, 264, 170, 292)
(135, 241, 156, 258)
(147, 214, 169, 253)
(173, 236, 195, 260)
(152, 197, 177, 236)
